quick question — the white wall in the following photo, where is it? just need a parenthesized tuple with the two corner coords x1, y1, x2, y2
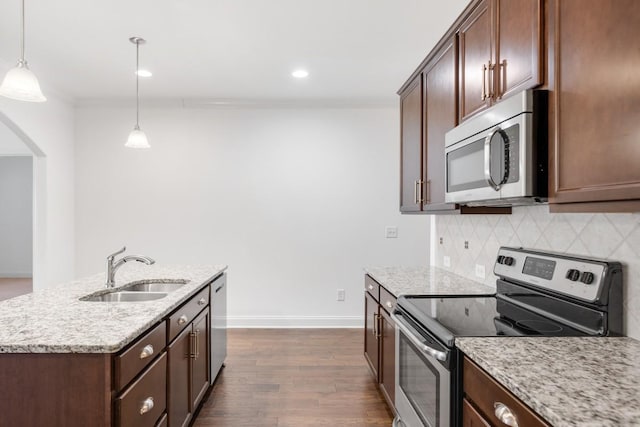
(0, 157, 33, 277)
(74, 105, 429, 327)
(0, 94, 76, 290)
(433, 207, 640, 340)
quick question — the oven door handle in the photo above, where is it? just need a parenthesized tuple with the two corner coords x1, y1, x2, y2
(391, 312, 448, 362)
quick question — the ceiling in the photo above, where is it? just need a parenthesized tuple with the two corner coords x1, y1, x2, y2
(0, 0, 468, 103)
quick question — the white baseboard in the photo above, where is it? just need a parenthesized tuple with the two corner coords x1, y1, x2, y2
(227, 315, 363, 328)
(0, 271, 32, 278)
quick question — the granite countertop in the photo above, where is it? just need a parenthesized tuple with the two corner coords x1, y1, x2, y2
(364, 266, 495, 297)
(0, 264, 227, 354)
(457, 336, 640, 427)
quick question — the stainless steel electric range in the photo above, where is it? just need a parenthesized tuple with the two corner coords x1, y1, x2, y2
(392, 247, 623, 427)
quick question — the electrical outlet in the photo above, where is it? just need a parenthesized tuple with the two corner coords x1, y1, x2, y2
(385, 226, 398, 238)
(475, 264, 486, 279)
(443, 256, 451, 267)
(337, 289, 345, 301)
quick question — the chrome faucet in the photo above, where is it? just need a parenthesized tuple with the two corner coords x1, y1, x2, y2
(105, 246, 155, 288)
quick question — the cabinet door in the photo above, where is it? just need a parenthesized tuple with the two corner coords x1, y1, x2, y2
(495, 0, 542, 100)
(191, 310, 210, 410)
(168, 327, 192, 427)
(363, 292, 379, 380)
(549, 0, 640, 209)
(378, 309, 395, 409)
(400, 77, 423, 212)
(425, 38, 458, 211)
(459, 0, 493, 122)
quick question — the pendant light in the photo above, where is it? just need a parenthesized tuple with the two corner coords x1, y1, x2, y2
(0, 0, 46, 102)
(125, 37, 150, 149)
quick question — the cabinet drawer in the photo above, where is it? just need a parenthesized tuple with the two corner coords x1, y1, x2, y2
(364, 275, 380, 302)
(155, 413, 167, 427)
(115, 321, 166, 391)
(462, 398, 491, 427)
(463, 357, 549, 427)
(379, 286, 396, 313)
(168, 286, 210, 342)
(116, 352, 167, 427)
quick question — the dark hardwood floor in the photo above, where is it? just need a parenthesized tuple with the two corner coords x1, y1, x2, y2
(193, 329, 394, 427)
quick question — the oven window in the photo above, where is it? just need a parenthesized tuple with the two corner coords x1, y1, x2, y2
(399, 333, 440, 427)
(447, 138, 487, 192)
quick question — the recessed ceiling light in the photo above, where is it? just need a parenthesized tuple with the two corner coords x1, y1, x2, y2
(136, 69, 153, 77)
(291, 69, 309, 79)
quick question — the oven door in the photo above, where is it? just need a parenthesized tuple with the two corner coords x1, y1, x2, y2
(391, 311, 451, 427)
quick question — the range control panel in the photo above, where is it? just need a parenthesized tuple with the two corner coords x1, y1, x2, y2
(493, 247, 615, 303)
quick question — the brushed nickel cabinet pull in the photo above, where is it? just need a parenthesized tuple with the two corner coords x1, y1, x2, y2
(499, 59, 507, 99)
(139, 397, 154, 415)
(494, 402, 519, 427)
(368, 284, 374, 291)
(372, 313, 378, 338)
(139, 344, 154, 359)
(178, 315, 188, 325)
(386, 300, 393, 309)
(189, 331, 197, 359)
(198, 297, 206, 305)
(487, 60, 495, 99)
(481, 63, 487, 100)
(376, 314, 382, 338)
(195, 329, 200, 359)
(425, 179, 431, 204)
(414, 180, 419, 204)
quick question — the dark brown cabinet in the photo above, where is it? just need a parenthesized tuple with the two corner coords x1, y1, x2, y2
(548, 0, 640, 212)
(400, 77, 423, 212)
(463, 356, 549, 427)
(363, 275, 396, 413)
(459, 0, 542, 122)
(399, 38, 459, 213)
(168, 301, 210, 427)
(364, 289, 380, 377)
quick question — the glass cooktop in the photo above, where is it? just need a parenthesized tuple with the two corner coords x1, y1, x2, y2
(397, 294, 589, 348)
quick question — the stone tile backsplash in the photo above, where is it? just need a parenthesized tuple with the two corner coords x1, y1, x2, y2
(433, 206, 640, 340)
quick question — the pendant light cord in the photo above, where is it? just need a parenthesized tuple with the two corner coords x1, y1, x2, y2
(136, 40, 140, 127)
(20, 0, 25, 62)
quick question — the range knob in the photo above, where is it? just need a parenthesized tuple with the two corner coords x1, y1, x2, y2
(497, 255, 505, 264)
(580, 272, 595, 285)
(503, 256, 515, 266)
(565, 269, 580, 282)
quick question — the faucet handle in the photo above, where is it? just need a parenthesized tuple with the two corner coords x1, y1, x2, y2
(107, 246, 126, 260)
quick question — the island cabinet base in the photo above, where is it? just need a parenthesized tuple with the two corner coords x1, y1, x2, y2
(0, 353, 112, 427)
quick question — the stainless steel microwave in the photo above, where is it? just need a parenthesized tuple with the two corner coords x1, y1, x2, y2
(444, 90, 547, 206)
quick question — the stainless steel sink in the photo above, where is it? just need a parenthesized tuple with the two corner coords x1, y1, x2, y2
(81, 291, 168, 302)
(121, 279, 189, 293)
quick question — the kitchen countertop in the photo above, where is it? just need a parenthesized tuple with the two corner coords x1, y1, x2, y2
(0, 264, 226, 354)
(457, 336, 640, 427)
(364, 266, 494, 297)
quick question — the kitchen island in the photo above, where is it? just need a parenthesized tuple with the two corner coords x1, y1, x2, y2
(0, 264, 227, 427)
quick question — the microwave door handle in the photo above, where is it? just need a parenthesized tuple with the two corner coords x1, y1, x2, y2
(484, 129, 501, 191)
(390, 312, 448, 362)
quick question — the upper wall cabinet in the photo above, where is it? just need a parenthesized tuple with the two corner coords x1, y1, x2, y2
(459, 0, 542, 122)
(548, 0, 640, 212)
(399, 38, 459, 213)
(399, 77, 423, 213)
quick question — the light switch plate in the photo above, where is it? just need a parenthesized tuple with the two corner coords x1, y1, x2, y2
(475, 264, 486, 279)
(385, 226, 398, 238)
(337, 289, 345, 301)
(443, 256, 451, 267)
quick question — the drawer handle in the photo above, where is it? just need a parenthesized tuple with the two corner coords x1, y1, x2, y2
(198, 297, 207, 305)
(368, 284, 373, 291)
(139, 344, 154, 359)
(178, 315, 188, 325)
(386, 301, 393, 309)
(139, 397, 154, 415)
(494, 402, 519, 427)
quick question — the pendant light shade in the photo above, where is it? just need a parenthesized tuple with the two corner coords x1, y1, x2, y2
(125, 37, 150, 149)
(126, 125, 150, 149)
(0, 0, 46, 103)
